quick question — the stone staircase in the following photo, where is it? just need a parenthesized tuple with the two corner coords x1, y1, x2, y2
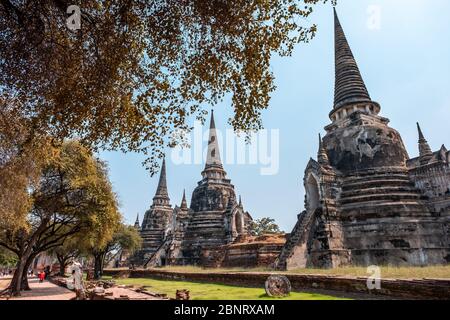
(274, 210, 311, 270)
(140, 228, 165, 255)
(144, 235, 173, 268)
(183, 212, 228, 247)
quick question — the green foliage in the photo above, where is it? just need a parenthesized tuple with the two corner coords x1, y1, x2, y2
(0, 0, 331, 174)
(0, 247, 17, 267)
(30, 141, 121, 249)
(84, 222, 141, 278)
(48, 233, 82, 268)
(0, 99, 54, 231)
(112, 225, 143, 255)
(86, 223, 142, 263)
(106, 277, 344, 300)
(249, 217, 283, 236)
(0, 140, 121, 293)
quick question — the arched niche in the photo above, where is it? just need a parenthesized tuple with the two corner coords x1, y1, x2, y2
(235, 211, 244, 235)
(230, 208, 245, 238)
(159, 249, 167, 267)
(306, 174, 321, 213)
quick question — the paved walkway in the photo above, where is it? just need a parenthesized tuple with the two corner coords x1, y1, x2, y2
(3, 277, 75, 300)
(0, 277, 10, 291)
(3, 276, 166, 300)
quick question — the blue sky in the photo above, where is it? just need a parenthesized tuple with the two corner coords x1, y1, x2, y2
(100, 0, 450, 232)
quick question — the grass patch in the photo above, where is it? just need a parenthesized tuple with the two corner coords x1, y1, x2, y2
(109, 265, 450, 279)
(284, 265, 450, 279)
(103, 276, 345, 300)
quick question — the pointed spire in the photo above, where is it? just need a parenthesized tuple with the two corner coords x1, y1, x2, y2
(318, 134, 330, 166)
(417, 123, 433, 165)
(155, 157, 168, 196)
(239, 195, 242, 207)
(438, 144, 447, 162)
(134, 214, 140, 229)
(152, 157, 171, 206)
(210, 109, 216, 129)
(205, 110, 223, 169)
(333, 8, 372, 110)
(417, 122, 426, 141)
(439, 145, 449, 164)
(180, 189, 188, 210)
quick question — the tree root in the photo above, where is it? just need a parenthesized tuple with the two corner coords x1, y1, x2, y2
(0, 285, 23, 297)
(0, 287, 12, 297)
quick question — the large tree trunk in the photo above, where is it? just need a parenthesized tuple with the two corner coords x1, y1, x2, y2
(21, 253, 38, 291)
(21, 272, 30, 291)
(57, 254, 68, 277)
(9, 252, 30, 296)
(59, 261, 67, 277)
(93, 253, 104, 280)
(8, 272, 21, 296)
(8, 251, 40, 295)
(7, 217, 51, 296)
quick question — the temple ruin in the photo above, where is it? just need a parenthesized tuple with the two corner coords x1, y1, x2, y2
(133, 9, 449, 270)
(133, 111, 260, 267)
(275, 9, 450, 269)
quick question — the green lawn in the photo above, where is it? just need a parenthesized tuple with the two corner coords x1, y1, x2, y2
(103, 276, 345, 300)
(284, 265, 450, 279)
(109, 265, 450, 279)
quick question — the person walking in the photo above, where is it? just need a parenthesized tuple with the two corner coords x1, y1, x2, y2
(71, 262, 85, 300)
(38, 270, 45, 283)
(44, 265, 51, 279)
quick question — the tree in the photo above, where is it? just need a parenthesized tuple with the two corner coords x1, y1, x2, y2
(0, 98, 52, 232)
(0, 141, 121, 296)
(48, 236, 82, 277)
(86, 224, 142, 280)
(0, 0, 332, 173)
(249, 217, 283, 236)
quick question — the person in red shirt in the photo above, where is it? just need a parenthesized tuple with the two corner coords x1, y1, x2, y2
(38, 271, 45, 283)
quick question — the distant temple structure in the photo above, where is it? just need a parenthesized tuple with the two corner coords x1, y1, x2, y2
(135, 157, 173, 264)
(275, 9, 450, 269)
(133, 112, 266, 267)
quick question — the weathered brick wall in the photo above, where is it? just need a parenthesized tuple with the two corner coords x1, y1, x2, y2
(202, 244, 285, 268)
(409, 160, 450, 200)
(103, 269, 450, 300)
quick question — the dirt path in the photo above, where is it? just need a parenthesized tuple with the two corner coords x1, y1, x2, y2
(7, 277, 75, 300)
(0, 277, 10, 291)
